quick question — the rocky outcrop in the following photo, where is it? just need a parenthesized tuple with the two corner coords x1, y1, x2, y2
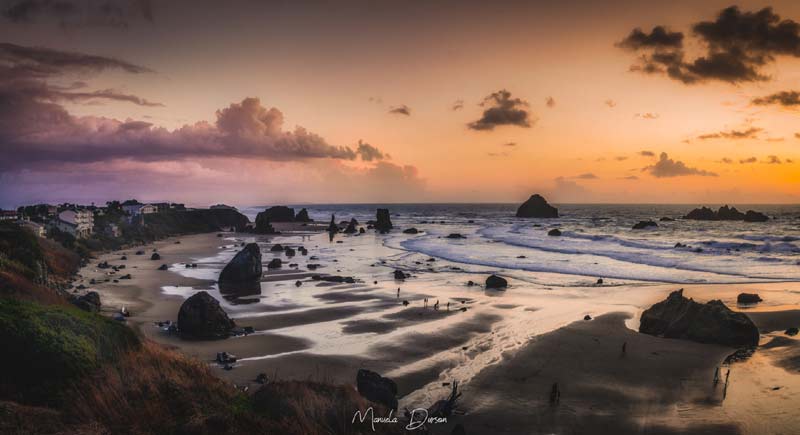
(446, 233, 466, 239)
(326, 214, 339, 234)
(150, 252, 161, 260)
(356, 369, 398, 410)
(547, 228, 562, 236)
(177, 291, 235, 339)
(639, 289, 759, 347)
(295, 208, 312, 222)
(403, 228, 419, 234)
(343, 218, 358, 234)
(632, 220, 658, 230)
(267, 258, 282, 269)
(72, 291, 101, 312)
(516, 194, 558, 218)
(485, 275, 508, 289)
(737, 293, 762, 304)
(219, 243, 262, 283)
(253, 213, 277, 234)
(375, 209, 393, 233)
(258, 206, 296, 222)
(684, 206, 769, 222)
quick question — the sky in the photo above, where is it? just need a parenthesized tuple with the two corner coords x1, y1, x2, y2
(2, 0, 800, 208)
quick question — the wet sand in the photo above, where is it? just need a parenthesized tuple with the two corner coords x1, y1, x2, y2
(74, 228, 800, 434)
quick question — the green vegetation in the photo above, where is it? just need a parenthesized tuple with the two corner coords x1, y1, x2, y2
(0, 298, 140, 406)
(0, 222, 45, 281)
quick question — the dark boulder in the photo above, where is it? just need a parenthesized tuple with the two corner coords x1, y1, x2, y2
(786, 327, 799, 336)
(312, 275, 355, 284)
(253, 212, 277, 234)
(684, 205, 768, 222)
(219, 243, 262, 283)
(72, 291, 101, 312)
(516, 194, 558, 218)
(639, 289, 759, 347)
(284, 247, 295, 257)
(632, 220, 658, 230)
(736, 293, 762, 304)
(547, 228, 562, 236)
(375, 208, 393, 233)
(343, 218, 358, 234)
(258, 206, 296, 222)
(403, 228, 420, 234)
(744, 210, 769, 222)
(659, 217, 675, 222)
(158, 264, 169, 271)
(445, 233, 466, 239)
(270, 244, 284, 252)
(177, 291, 235, 339)
(267, 258, 282, 269)
(295, 208, 312, 222)
(356, 369, 398, 410)
(394, 270, 408, 280)
(485, 275, 508, 289)
(150, 252, 161, 260)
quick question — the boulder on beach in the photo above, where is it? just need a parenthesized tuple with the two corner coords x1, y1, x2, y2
(295, 208, 312, 222)
(267, 258, 282, 269)
(639, 289, 759, 347)
(177, 291, 235, 339)
(219, 243, 262, 283)
(253, 212, 277, 234)
(659, 217, 675, 222)
(356, 369, 398, 410)
(684, 205, 768, 222)
(150, 252, 161, 260)
(737, 293, 762, 304)
(403, 228, 420, 234)
(72, 291, 101, 312)
(270, 244, 284, 252)
(547, 228, 562, 236)
(446, 233, 466, 239)
(485, 274, 508, 289)
(394, 270, 408, 280)
(375, 209, 393, 233)
(158, 264, 169, 271)
(516, 194, 558, 218)
(786, 327, 799, 336)
(632, 220, 658, 230)
(343, 218, 358, 234)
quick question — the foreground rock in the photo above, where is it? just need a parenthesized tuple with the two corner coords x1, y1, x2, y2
(516, 194, 558, 218)
(72, 291, 101, 312)
(485, 275, 508, 289)
(219, 243, 262, 283)
(257, 206, 296, 222)
(737, 293, 762, 304)
(547, 228, 562, 236)
(177, 291, 236, 339)
(375, 208, 393, 233)
(639, 289, 759, 347)
(356, 369, 398, 410)
(684, 205, 769, 222)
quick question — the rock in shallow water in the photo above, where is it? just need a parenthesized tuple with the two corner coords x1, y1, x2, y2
(516, 194, 558, 218)
(639, 289, 759, 347)
(736, 293, 762, 304)
(177, 291, 235, 340)
(219, 243, 262, 283)
(485, 274, 508, 289)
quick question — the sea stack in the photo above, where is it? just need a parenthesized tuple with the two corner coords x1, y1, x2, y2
(375, 208, 393, 233)
(254, 212, 277, 234)
(516, 194, 558, 218)
(219, 243, 262, 283)
(295, 208, 312, 222)
(177, 291, 236, 339)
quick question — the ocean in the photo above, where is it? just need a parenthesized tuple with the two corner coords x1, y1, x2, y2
(242, 204, 800, 284)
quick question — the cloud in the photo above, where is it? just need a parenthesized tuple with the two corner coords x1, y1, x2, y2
(545, 96, 555, 108)
(720, 157, 733, 164)
(502, 142, 517, 147)
(604, 99, 617, 108)
(697, 127, 762, 140)
(356, 140, 385, 162)
(619, 6, 800, 84)
(752, 90, 800, 108)
(635, 112, 659, 119)
(796, 132, 800, 139)
(766, 137, 784, 142)
(620, 175, 639, 180)
(639, 150, 655, 157)
(617, 26, 684, 50)
(740, 156, 757, 164)
(388, 104, 411, 116)
(765, 155, 782, 164)
(615, 156, 628, 161)
(574, 173, 598, 179)
(368, 96, 383, 104)
(644, 152, 717, 177)
(451, 99, 464, 111)
(2, 0, 153, 27)
(467, 89, 534, 131)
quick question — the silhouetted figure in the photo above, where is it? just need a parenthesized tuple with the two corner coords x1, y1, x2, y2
(424, 298, 428, 308)
(622, 341, 627, 355)
(397, 287, 400, 298)
(327, 214, 338, 242)
(713, 367, 720, 386)
(402, 300, 410, 306)
(723, 369, 731, 400)
(434, 300, 439, 311)
(447, 302, 450, 311)
(550, 382, 560, 405)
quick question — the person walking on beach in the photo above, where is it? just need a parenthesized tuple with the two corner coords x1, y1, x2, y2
(434, 300, 439, 311)
(397, 287, 400, 298)
(447, 302, 450, 311)
(622, 341, 627, 355)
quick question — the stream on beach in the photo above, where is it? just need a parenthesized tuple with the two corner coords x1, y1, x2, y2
(146, 204, 800, 432)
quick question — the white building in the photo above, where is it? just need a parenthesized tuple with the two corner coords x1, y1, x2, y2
(0, 210, 18, 221)
(122, 203, 157, 216)
(21, 221, 46, 237)
(55, 209, 94, 239)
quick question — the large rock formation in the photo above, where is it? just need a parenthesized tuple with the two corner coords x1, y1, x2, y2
(253, 212, 277, 234)
(258, 206, 296, 222)
(343, 218, 358, 234)
(684, 206, 768, 222)
(639, 289, 759, 347)
(356, 369, 398, 410)
(219, 243, 262, 283)
(295, 208, 312, 222)
(737, 293, 762, 304)
(516, 194, 558, 218)
(485, 275, 508, 289)
(375, 209, 393, 233)
(632, 220, 658, 230)
(177, 291, 236, 339)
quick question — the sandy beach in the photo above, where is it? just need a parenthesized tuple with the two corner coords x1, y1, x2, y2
(74, 226, 800, 434)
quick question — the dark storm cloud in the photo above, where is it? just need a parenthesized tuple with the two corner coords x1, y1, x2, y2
(2, 0, 153, 27)
(697, 127, 762, 140)
(752, 90, 800, 107)
(388, 104, 411, 116)
(468, 89, 533, 131)
(0, 44, 386, 171)
(619, 6, 800, 84)
(644, 152, 717, 177)
(617, 26, 684, 49)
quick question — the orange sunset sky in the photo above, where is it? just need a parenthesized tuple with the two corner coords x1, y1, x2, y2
(2, 0, 800, 207)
